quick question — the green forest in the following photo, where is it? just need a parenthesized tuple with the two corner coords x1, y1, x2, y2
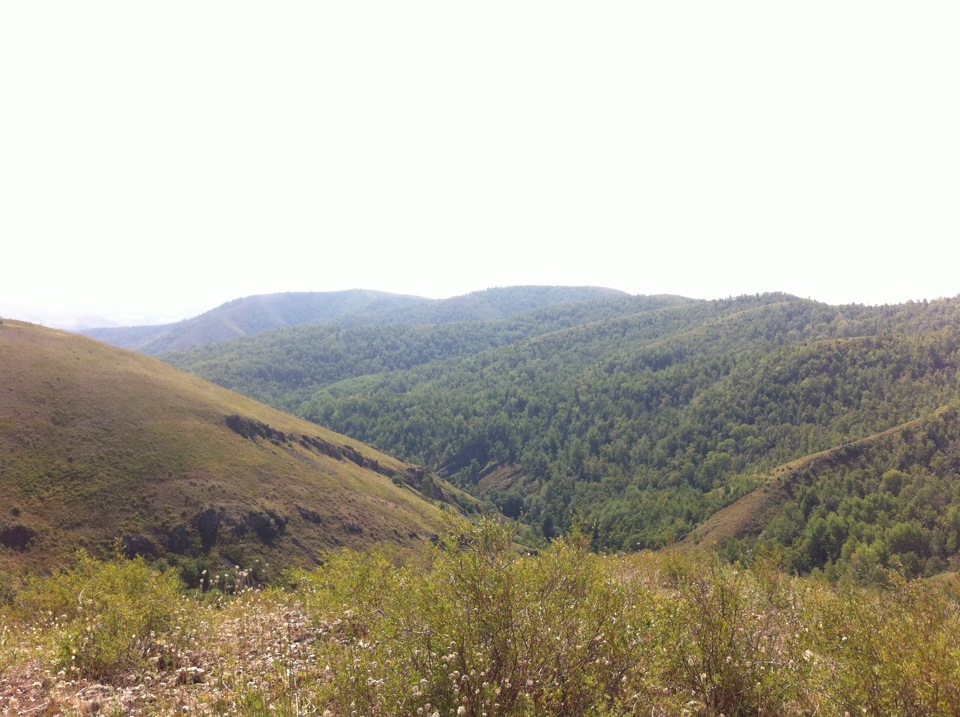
(164, 290, 960, 581)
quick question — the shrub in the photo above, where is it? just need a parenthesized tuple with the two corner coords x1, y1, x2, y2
(295, 518, 667, 716)
(14, 550, 192, 680)
(807, 575, 960, 715)
(655, 552, 815, 716)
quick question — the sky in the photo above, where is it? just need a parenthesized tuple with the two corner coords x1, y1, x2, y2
(2, 2, 959, 329)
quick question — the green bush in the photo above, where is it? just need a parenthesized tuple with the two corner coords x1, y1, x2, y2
(294, 518, 673, 715)
(15, 550, 191, 680)
(807, 575, 960, 715)
(656, 552, 815, 716)
(8, 521, 960, 715)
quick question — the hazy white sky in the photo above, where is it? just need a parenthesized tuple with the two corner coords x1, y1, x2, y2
(2, 2, 959, 328)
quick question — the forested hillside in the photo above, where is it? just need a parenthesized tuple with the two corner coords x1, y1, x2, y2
(696, 402, 960, 583)
(163, 292, 691, 410)
(163, 290, 960, 577)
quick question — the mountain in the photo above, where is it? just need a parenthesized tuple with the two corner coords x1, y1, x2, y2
(0, 319, 474, 578)
(159, 289, 960, 579)
(80, 289, 432, 354)
(160, 292, 692, 412)
(371, 285, 634, 324)
(80, 286, 634, 355)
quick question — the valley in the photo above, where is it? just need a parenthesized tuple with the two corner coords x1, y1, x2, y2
(153, 288, 960, 582)
(7, 287, 960, 715)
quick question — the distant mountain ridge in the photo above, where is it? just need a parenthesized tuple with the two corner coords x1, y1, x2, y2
(80, 286, 632, 355)
(80, 289, 431, 354)
(160, 291, 692, 413)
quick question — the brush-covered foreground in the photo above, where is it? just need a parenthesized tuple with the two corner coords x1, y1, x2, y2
(3, 519, 960, 717)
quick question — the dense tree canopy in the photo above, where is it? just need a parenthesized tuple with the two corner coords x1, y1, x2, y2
(165, 291, 960, 573)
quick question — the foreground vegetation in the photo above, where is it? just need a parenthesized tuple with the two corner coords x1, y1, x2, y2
(4, 519, 960, 716)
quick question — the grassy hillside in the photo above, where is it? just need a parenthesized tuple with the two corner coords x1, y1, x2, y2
(0, 319, 473, 578)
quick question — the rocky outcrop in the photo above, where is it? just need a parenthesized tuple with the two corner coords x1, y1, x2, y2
(226, 414, 397, 480)
(0, 524, 37, 551)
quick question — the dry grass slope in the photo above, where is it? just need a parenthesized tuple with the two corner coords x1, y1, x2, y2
(0, 320, 466, 575)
